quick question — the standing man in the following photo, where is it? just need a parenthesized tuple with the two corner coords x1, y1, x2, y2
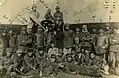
(30, 4, 40, 18)
(55, 28, 64, 49)
(29, 4, 40, 33)
(53, 5, 64, 30)
(109, 28, 119, 70)
(8, 28, 17, 53)
(96, 29, 108, 60)
(26, 22, 35, 49)
(44, 8, 53, 21)
(2, 28, 9, 56)
(63, 23, 75, 55)
(34, 26, 45, 49)
(80, 25, 91, 52)
(17, 27, 27, 49)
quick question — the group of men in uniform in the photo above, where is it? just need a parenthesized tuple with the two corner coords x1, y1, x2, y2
(0, 4, 119, 78)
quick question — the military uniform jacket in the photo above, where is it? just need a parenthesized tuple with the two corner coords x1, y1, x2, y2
(17, 34, 27, 47)
(56, 54, 65, 63)
(88, 57, 103, 69)
(64, 30, 75, 48)
(96, 34, 108, 54)
(53, 11, 63, 21)
(24, 55, 36, 70)
(36, 53, 48, 71)
(34, 33, 46, 48)
(1, 55, 14, 69)
(44, 13, 53, 21)
(30, 11, 40, 18)
(110, 33, 119, 52)
(81, 53, 90, 66)
(8, 34, 17, 48)
(80, 31, 91, 49)
(73, 44, 81, 53)
(13, 55, 25, 72)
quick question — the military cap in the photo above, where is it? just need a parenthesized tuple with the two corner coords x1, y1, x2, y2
(51, 54, 56, 58)
(56, 5, 60, 9)
(6, 48, 13, 53)
(64, 23, 70, 27)
(16, 49, 23, 54)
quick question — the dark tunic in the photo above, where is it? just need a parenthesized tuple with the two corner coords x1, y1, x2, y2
(55, 30, 64, 48)
(53, 11, 64, 30)
(24, 55, 36, 75)
(80, 31, 91, 51)
(44, 13, 53, 21)
(36, 53, 48, 71)
(63, 30, 75, 48)
(34, 33, 45, 48)
(17, 34, 27, 48)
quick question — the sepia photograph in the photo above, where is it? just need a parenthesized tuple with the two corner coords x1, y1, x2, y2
(0, 0, 119, 78)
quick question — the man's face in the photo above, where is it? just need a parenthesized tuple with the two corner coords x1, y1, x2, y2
(22, 30, 27, 34)
(51, 43, 55, 48)
(50, 58, 56, 63)
(74, 37, 79, 44)
(58, 49, 63, 54)
(106, 26, 110, 30)
(28, 52, 33, 57)
(65, 26, 69, 30)
(92, 28, 96, 33)
(17, 53, 22, 57)
(85, 50, 90, 54)
(78, 53, 82, 59)
(99, 29, 104, 35)
(38, 29, 43, 33)
(90, 53, 95, 59)
(76, 28, 80, 32)
(48, 9, 51, 13)
(39, 50, 44, 54)
(6, 52, 12, 57)
(9, 30, 13, 34)
(56, 8, 60, 12)
(67, 57, 72, 62)
(71, 50, 75, 54)
(27, 28, 32, 34)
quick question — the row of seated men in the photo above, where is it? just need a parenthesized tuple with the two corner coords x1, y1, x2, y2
(0, 45, 109, 78)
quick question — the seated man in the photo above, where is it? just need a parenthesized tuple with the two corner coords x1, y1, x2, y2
(1, 48, 14, 76)
(81, 50, 90, 66)
(75, 52, 82, 65)
(56, 48, 65, 63)
(73, 37, 81, 53)
(35, 47, 48, 73)
(48, 42, 58, 57)
(23, 48, 36, 75)
(88, 52, 104, 76)
(63, 54, 76, 75)
(12, 48, 25, 75)
(43, 54, 58, 77)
